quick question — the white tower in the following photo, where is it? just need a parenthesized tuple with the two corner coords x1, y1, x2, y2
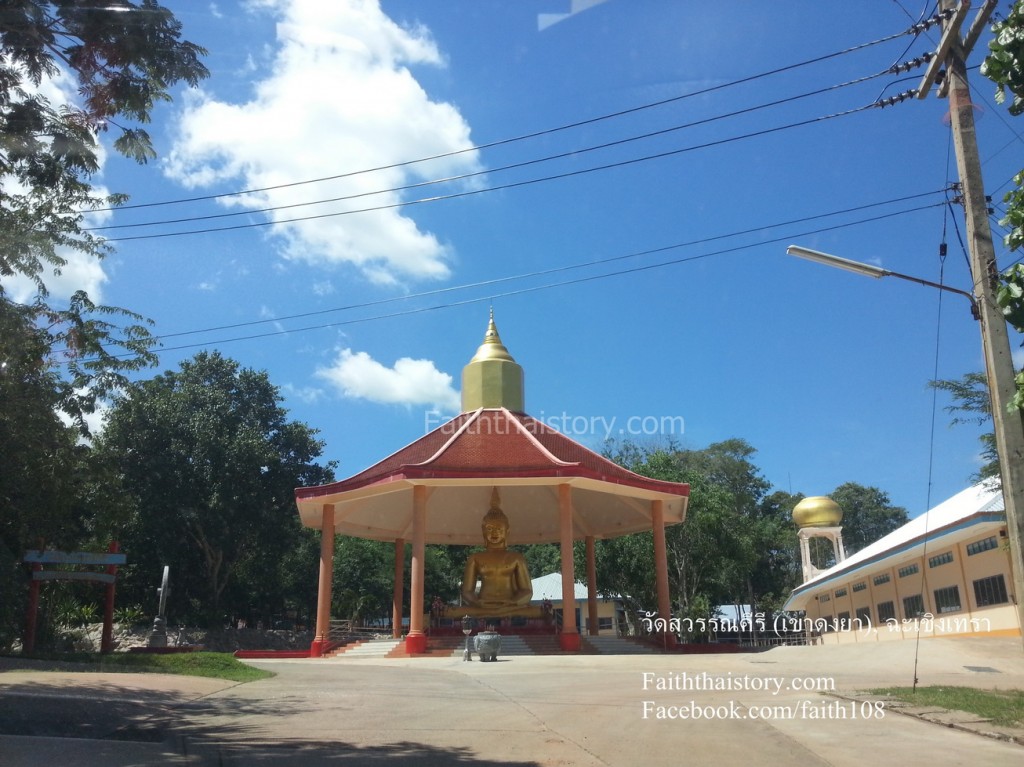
(793, 496, 846, 583)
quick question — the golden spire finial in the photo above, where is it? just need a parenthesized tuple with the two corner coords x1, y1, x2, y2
(471, 308, 514, 362)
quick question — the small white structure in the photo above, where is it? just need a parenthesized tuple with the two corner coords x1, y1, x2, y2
(783, 483, 1019, 643)
(531, 572, 623, 635)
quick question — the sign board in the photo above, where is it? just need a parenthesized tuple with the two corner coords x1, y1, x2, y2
(31, 571, 117, 584)
(23, 551, 127, 566)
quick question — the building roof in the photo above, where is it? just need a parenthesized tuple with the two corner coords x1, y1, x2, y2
(294, 407, 690, 544)
(530, 572, 591, 602)
(783, 482, 1006, 611)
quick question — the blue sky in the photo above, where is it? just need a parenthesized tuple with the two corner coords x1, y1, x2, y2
(28, 1, 1024, 518)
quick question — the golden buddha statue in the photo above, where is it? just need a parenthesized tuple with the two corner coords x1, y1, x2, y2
(459, 490, 540, 618)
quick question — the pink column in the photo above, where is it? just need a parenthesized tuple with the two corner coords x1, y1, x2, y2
(310, 504, 335, 657)
(392, 538, 405, 638)
(405, 485, 428, 654)
(652, 499, 674, 648)
(585, 535, 599, 636)
(559, 483, 581, 650)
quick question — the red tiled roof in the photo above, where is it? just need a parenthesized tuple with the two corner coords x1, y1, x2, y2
(295, 408, 689, 500)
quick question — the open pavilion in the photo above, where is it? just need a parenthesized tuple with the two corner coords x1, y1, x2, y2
(294, 313, 690, 655)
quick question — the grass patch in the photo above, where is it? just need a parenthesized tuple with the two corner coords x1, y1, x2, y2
(871, 686, 1024, 727)
(11, 652, 273, 683)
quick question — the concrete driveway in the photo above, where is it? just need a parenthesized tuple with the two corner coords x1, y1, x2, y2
(1, 637, 1023, 765)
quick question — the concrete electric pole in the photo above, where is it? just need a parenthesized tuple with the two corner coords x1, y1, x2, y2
(920, 0, 1024, 648)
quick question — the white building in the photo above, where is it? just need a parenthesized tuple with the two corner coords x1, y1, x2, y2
(782, 483, 1019, 643)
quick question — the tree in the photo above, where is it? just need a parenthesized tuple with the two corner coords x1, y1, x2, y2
(597, 441, 767, 632)
(983, 4, 1024, 410)
(828, 482, 907, 557)
(0, 5, 209, 642)
(930, 372, 1001, 484)
(984, 1, 1024, 249)
(91, 352, 335, 625)
(0, 1, 209, 423)
(0, 296, 95, 650)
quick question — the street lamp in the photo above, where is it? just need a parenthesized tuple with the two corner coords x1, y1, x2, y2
(787, 243, 1024, 647)
(785, 246, 979, 319)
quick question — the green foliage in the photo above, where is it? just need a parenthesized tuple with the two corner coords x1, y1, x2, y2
(997, 264, 1024, 411)
(0, 541, 23, 653)
(872, 686, 1024, 727)
(598, 440, 797, 622)
(114, 604, 145, 627)
(26, 651, 274, 682)
(517, 543, 561, 579)
(827, 483, 907, 556)
(91, 352, 335, 627)
(930, 372, 1002, 483)
(331, 537, 395, 624)
(982, 1, 1024, 116)
(0, 0, 207, 344)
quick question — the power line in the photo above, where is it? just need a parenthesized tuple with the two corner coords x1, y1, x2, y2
(72, 200, 944, 363)
(96, 26, 914, 215)
(88, 66, 910, 235)
(99, 101, 887, 244)
(144, 189, 949, 341)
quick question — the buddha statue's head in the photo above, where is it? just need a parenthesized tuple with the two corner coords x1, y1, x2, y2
(482, 489, 509, 548)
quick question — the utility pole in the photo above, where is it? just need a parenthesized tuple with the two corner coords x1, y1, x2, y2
(920, 0, 1024, 648)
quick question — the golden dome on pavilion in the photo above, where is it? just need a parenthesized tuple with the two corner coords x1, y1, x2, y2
(461, 310, 524, 412)
(792, 496, 843, 528)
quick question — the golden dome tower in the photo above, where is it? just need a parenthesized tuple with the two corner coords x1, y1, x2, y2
(793, 496, 847, 583)
(461, 310, 525, 412)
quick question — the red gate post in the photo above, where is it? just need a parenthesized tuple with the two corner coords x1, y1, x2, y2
(101, 541, 119, 654)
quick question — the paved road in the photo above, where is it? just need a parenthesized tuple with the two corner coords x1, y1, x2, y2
(1, 637, 1023, 765)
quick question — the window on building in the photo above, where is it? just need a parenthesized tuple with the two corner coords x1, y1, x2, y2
(836, 612, 851, 631)
(973, 574, 1009, 607)
(933, 585, 961, 614)
(966, 536, 999, 556)
(873, 573, 891, 586)
(598, 617, 614, 631)
(834, 588, 847, 598)
(852, 582, 867, 593)
(855, 606, 871, 626)
(928, 551, 954, 568)
(903, 594, 924, 618)
(819, 593, 830, 603)
(898, 564, 919, 578)
(877, 601, 896, 623)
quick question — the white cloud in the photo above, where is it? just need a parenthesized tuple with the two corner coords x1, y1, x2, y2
(311, 280, 335, 297)
(165, 0, 481, 285)
(280, 382, 325, 404)
(317, 347, 460, 410)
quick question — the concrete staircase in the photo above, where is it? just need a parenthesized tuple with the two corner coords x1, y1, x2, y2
(583, 635, 659, 654)
(327, 634, 660, 658)
(445, 633, 536, 657)
(329, 638, 402, 658)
